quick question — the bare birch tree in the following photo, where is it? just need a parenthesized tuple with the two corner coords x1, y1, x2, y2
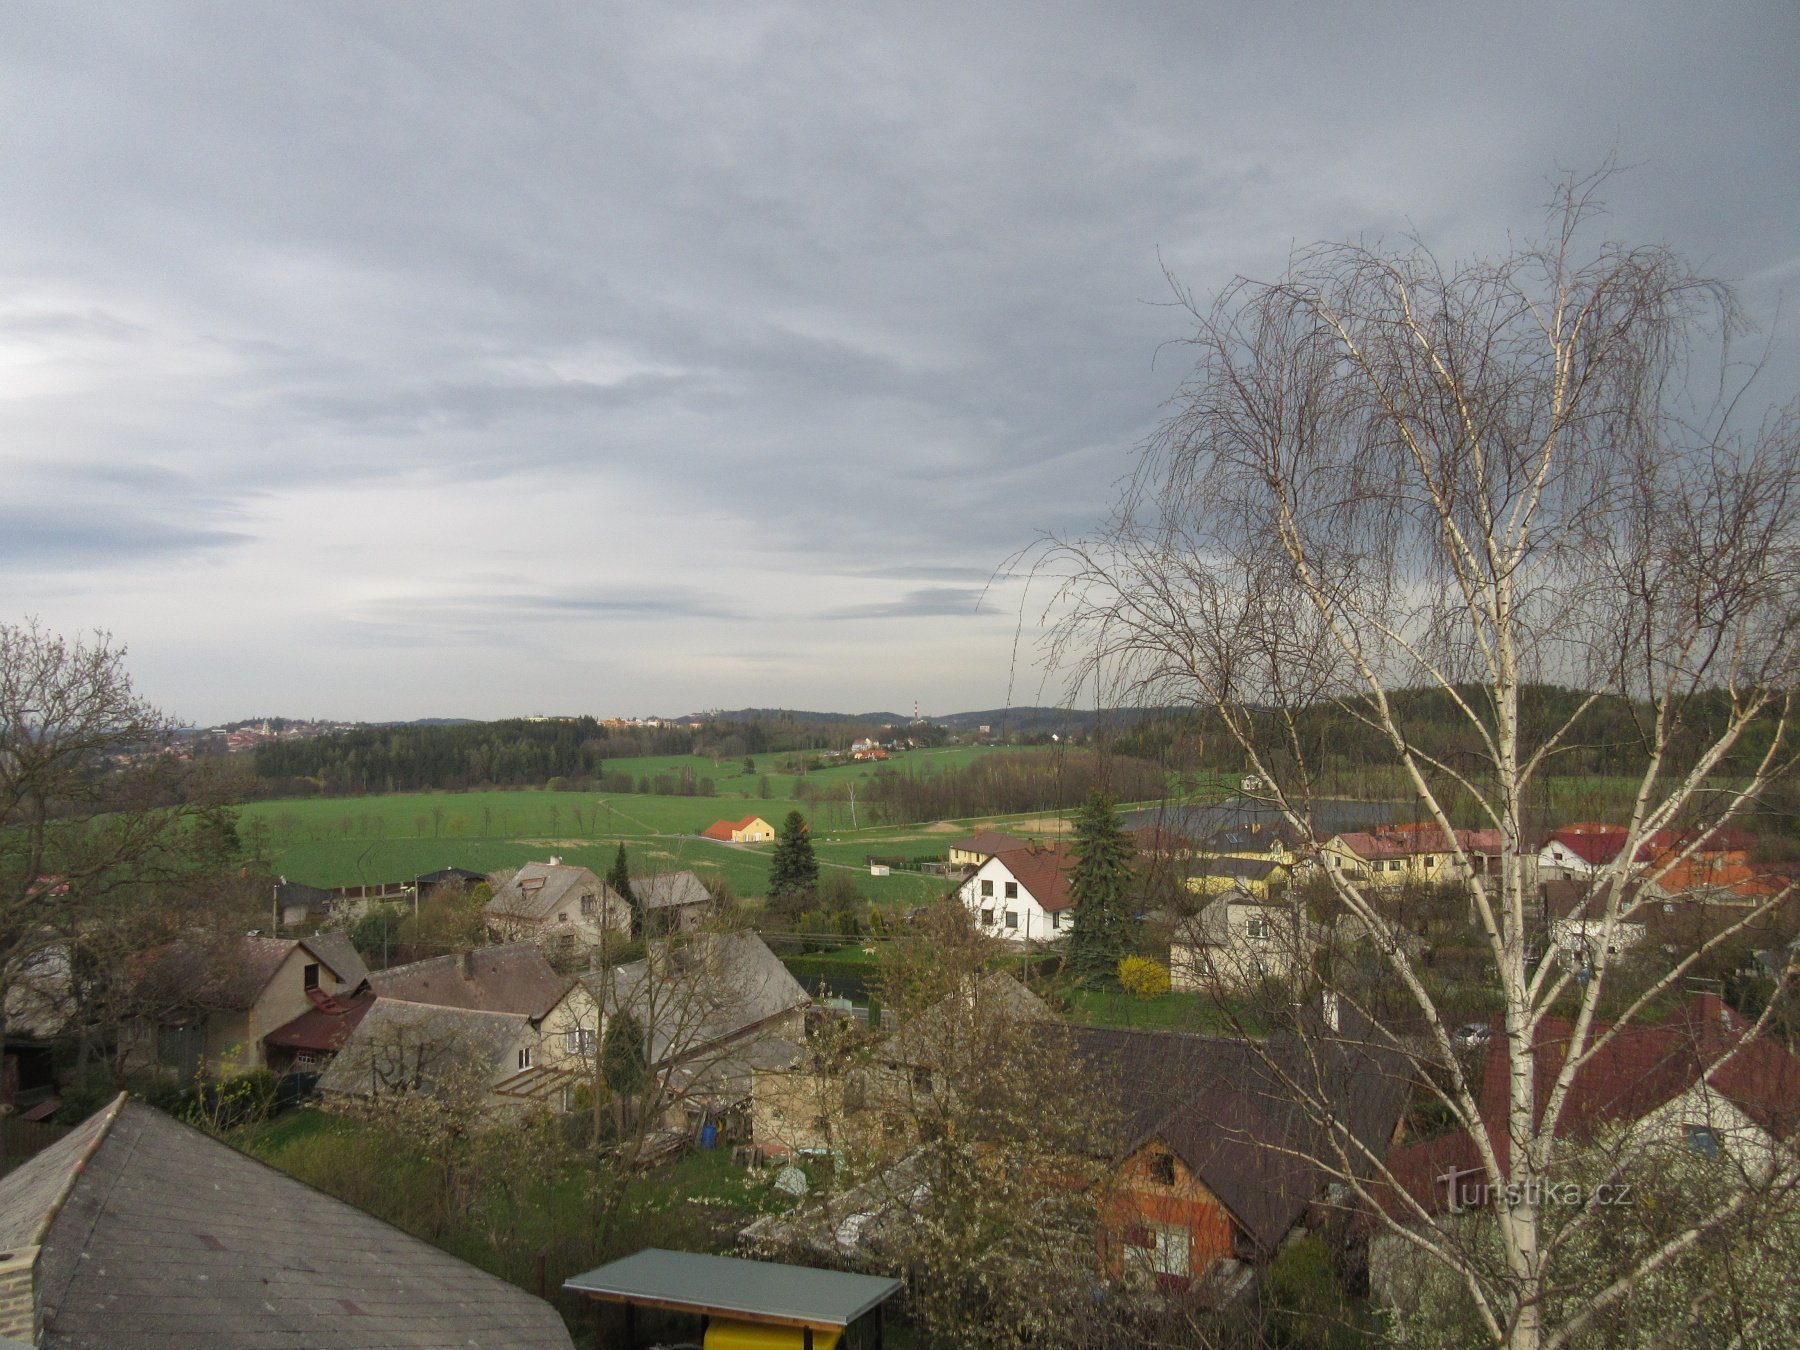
(1045, 171, 1800, 1348)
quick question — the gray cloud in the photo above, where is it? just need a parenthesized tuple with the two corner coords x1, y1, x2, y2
(0, 512, 249, 566)
(0, 1, 1794, 717)
(820, 586, 992, 621)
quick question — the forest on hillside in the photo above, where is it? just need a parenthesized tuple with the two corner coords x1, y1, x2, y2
(251, 713, 912, 794)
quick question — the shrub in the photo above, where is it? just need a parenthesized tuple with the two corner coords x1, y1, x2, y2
(1118, 955, 1171, 999)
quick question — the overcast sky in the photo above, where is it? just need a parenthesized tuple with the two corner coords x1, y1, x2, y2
(4, 2, 1797, 725)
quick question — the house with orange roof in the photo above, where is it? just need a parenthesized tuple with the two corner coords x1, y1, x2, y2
(701, 815, 777, 844)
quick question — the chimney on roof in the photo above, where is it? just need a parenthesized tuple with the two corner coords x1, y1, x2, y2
(549, 855, 561, 867)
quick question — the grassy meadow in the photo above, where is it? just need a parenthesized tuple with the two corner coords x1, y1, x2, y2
(239, 745, 1092, 906)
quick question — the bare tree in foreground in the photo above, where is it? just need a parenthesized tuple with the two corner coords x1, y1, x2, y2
(1046, 172, 1800, 1348)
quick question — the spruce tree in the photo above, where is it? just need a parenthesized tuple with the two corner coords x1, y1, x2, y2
(768, 810, 819, 896)
(608, 841, 641, 937)
(1065, 790, 1136, 987)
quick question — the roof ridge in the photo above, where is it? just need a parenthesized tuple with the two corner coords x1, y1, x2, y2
(31, 1091, 129, 1252)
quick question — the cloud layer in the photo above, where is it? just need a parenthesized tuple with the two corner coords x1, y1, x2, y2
(3, 2, 1796, 721)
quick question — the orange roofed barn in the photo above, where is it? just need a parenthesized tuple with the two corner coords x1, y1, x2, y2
(702, 815, 777, 844)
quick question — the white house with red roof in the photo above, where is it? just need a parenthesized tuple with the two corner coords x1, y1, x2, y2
(956, 843, 1076, 942)
(1536, 821, 1632, 880)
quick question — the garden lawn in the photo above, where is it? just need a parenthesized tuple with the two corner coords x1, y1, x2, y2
(1066, 988, 1268, 1036)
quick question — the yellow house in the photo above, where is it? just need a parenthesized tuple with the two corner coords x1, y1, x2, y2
(702, 815, 778, 844)
(946, 830, 1027, 869)
(1318, 824, 1504, 888)
(1183, 855, 1286, 901)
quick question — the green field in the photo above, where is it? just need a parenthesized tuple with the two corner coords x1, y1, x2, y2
(240, 746, 1098, 905)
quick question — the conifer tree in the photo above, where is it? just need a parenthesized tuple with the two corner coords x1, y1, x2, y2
(1065, 790, 1135, 986)
(768, 810, 819, 897)
(607, 841, 640, 937)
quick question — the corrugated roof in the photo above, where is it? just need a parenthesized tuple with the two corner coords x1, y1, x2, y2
(2, 1097, 572, 1347)
(262, 985, 379, 1053)
(565, 1249, 899, 1328)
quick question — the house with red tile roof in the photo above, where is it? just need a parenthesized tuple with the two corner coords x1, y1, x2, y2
(1381, 994, 1800, 1222)
(701, 815, 777, 844)
(955, 842, 1076, 942)
(1319, 822, 1505, 889)
(1536, 821, 1632, 879)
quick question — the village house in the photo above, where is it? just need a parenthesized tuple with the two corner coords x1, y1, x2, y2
(123, 931, 369, 1079)
(956, 842, 1076, 943)
(315, 999, 549, 1111)
(265, 942, 570, 1077)
(1169, 890, 1325, 993)
(634, 870, 715, 934)
(944, 830, 1027, 870)
(700, 815, 777, 843)
(1317, 822, 1505, 889)
(1536, 821, 1630, 881)
(0, 1095, 573, 1347)
(1182, 854, 1287, 902)
(1085, 1016, 1409, 1298)
(1381, 993, 1800, 1228)
(539, 931, 810, 1126)
(483, 859, 629, 954)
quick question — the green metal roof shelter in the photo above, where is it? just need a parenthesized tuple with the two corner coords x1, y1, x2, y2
(564, 1248, 902, 1349)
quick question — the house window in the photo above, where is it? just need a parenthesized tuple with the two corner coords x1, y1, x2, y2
(558, 911, 568, 923)
(1246, 916, 1271, 941)
(981, 908, 995, 926)
(294, 1049, 319, 1068)
(911, 1067, 933, 1093)
(1004, 911, 1019, 930)
(561, 1084, 578, 1112)
(1424, 855, 1437, 869)
(1685, 1124, 1721, 1160)
(517, 1047, 533, 1071)
(303, 962, 320, 991)
(1051, 912, 1061, 930)
(1004, 881, 1018, 899)
(581, 894, 596, 916)
(565, 1028, 595, 1055)
(1149, 1224, 1190, 1277)
(1149, 1152, 1176, 1185)
(558, 934, 576, 952)
(981, 880, 994, 897)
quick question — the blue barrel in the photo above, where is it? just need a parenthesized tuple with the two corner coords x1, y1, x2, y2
(699, 1122, 718, 1149)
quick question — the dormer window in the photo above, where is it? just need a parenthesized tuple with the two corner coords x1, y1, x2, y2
(1149, 1152, 1175, 1185)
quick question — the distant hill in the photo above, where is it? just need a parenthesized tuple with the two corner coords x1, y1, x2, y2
(696, 707, 910, 726)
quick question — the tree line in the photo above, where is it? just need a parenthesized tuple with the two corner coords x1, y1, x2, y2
(859, 749, 1168, 824)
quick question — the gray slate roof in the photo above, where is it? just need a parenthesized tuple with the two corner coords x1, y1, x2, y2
(1123, 797, 1412, 845)
(485, 862, 620, 924)
(300, 930, 370, 989)
(316, 999, 533, 1098)
(583, 932, 808, 1067)
(370, 942, 570, 1016)
(0, 1096, 572, 1348)
(634, 870, 712, 912)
